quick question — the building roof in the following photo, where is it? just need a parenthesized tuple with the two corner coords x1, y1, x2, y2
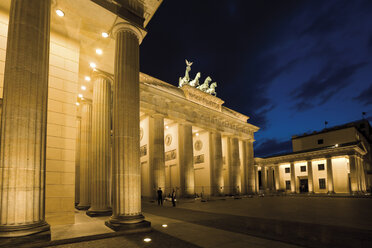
(292, 119, 371, 141)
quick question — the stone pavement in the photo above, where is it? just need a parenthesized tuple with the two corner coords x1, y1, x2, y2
(26, 196, 372, 248)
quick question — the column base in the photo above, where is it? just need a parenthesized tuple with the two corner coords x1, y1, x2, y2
(327, 191, 335, 195)
(76, 204, 90, 210)
(0, 221, 50, 246)
(105, 215, 151, 233)
(307, 191, 315, 195)
(86, 208, 112, 217)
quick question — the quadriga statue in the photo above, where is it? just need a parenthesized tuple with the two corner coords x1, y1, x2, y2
(197, 76, 212, 92)
(206, 82, 217, 96)
(189, 72, 201, 87)
(178, 59, 193, 87)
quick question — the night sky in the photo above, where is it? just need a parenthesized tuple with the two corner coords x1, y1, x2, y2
(139, 0, 372, 157)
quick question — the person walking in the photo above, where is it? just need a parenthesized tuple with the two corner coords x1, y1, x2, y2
(171, 189, 176, 207)
(157, 187, 163, 206)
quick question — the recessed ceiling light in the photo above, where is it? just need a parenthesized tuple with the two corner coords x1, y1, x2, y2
(76, 102, 80, 106)
(102, 32, 109, 38)
(85, 76, 91, 81)
(196, 133, 199, 136)
(143, 238, 151, 242)
(81, 86, 86, 91)
(96, 48, 103, 55)
(89, 62, 96, 68)
(78, 93, 83, 98)
(56, 9, 64, 17)
(165, 126, 169, 129)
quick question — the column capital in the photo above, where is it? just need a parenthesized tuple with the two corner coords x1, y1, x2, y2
(112, 22, 145, 43)
(92, 69, 113, 82)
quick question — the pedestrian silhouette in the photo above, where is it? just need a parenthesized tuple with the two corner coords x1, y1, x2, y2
(171, 189, 176, 207)
(157, 187, 163, 206)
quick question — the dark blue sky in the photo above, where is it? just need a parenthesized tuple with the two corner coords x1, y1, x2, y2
(140, 0, 372, 157)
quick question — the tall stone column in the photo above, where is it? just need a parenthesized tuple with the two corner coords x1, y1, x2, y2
(254, 166, 259, 193)
(348, 155, 359, 194)
(229, 137, 240, 195)
(87, 73, 112, 217)
(361, 158, 367, 192)
(106, 23, 149, 231)
(290, 162, 296, 193)
(149, 114, 165, 197)
(274, 165, 280, 191)
(209, 132, 223, 196)
(178, 123, 195, 197)
(267, 167, 273, 191)
(0, 0, 51, 242)
(307, 160, 314, 193)
(326, 157, 334, 194)
(261, 166, 267, 191)
(244, 140, 255, 194)
(77, 101, 92, 210)
(75, 117, 81, 205)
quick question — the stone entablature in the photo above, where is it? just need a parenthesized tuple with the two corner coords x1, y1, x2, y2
(181, 85, 224, 112)
(255, 142, 367, 166)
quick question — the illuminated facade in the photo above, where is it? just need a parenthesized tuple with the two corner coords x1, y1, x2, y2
(255, 120, 372, 194)
(0, 0, 258, 244)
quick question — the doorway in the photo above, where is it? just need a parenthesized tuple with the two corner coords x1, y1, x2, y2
(299, 179, 309, 193)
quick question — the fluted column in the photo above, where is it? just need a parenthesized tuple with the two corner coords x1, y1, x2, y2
(76, 101, 92, 210)
(326, 157, 334, 194)
(361, 158, 367, 192)
(349, 155, 359, 194)
(229, 137, 240, 195)
(267, 167, 273, 191)
(210, 132, 223, 196)
(261, 166, 267, 191)
(254, 166, 259, 193)
(75, 117, 81, 205)
(245, 140, 255, 194)
(178, 123, 195, 197)
(87, 73, 112, 217)
(290, 162, 296, 193)
(0, 0, 51, 242)
(149, 114, 165, 197)
(106, 23, 149, 231)
(307, 160, 314, 193)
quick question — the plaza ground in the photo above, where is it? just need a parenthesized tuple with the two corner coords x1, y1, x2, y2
(35, 196, 372, 248)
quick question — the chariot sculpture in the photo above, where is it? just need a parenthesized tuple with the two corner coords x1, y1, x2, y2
(178, 59, 218, 96)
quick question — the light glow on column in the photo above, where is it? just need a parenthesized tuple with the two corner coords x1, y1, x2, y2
(56, 9, 64, 17)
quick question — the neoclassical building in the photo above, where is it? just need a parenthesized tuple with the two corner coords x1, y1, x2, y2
(0, 0, 258, 244)
(255, 120, 371, 195)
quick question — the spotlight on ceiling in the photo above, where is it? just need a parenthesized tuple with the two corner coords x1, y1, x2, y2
(162, 224, 168, 228)
(76, 102, 80, 106)
(78, 94, 83, 98)
(102, 32, 109, 38)
(56, 9, 64, 17)
(96, 48, 103, 55)
(85, 76, 91, 82)
(89, 62, 96, 68)
(81, 86, 86, 91)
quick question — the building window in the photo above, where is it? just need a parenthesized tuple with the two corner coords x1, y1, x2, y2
(319, 178, 326, 189)
(285, 180, 291, 190)
(318, 139, 324, 144)
(285, 167, 290, 173)
(318, 164, 325, 171)
(300, 166, 306, 172)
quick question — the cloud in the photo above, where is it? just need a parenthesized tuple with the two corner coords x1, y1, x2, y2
(254, 138, 292, 158)
(353, 83, 372, 105)
(291, 62, 368, 111)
